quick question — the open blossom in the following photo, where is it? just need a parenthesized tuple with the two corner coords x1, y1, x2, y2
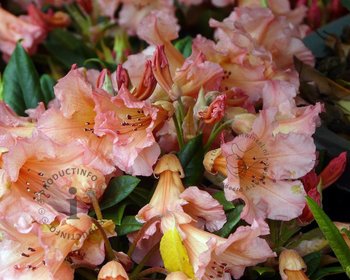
(209, 7, 314, 70)
(0, 134, 107, 232)
(238, 0, 309, 33)
(0, 7, 45, 61)
(0, 101, 36, 152)
(205, 109, 317, 224)
(0, 214, 92, 280)
(119, 0, 178, 38)
(37, 66, 116, 175)
(180, 221, 275, 279)
(152, 45, 224, 100)
(93, 86, 169, 176)
(191, 34, 299, 105)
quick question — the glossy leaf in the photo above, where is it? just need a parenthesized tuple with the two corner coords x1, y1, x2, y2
(3, 44, 44, 115)
(177, 134, 204, 186)
(44, 29, 97, 69)
(213, 191, 235, 211)
(215, 204, 243, 238)
(99, 176, 140, 211)
(40, 74, 56, 105)
(304, 252, 322, 277)
(311, 266, 345, 280)
(306, 196, 350, 277)
(117, 216, 143, 236)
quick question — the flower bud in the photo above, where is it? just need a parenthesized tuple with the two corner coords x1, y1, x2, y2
(98, 260, 129, 280)
(319, 152, 347, 189)
(203, 148, 227, 176)
(279, 249, 308, 280)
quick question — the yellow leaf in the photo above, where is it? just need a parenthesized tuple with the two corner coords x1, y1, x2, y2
(160, 227, 194, 278)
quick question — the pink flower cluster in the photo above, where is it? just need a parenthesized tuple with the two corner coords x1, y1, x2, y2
(0, 1, 346, 279)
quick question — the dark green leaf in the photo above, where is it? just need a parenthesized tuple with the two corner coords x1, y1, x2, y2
(306, 197, 350, 277)
(44, 29, 97, 69)
(177, 134, 204, 186)
(102, 203, 127, 225)
(117, 215, 143, 236)
(341, 0, 350, 11)
(40, 74, 56, 105)
(304, 252, 322, 277)
(311, 266, 345, 280)
(215, 204, 243, 238)
(128, 186, 153, 207)
(213, 191, 235, 211)
(3, 44, 44, 115)
(99, 176, 140, 211)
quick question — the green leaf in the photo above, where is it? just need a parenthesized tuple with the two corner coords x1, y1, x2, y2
(215, 204, 243, 238)
(311, 266, 345, 280)
(304, 252, 322, 277)
(99, 176, 140, 211)
(44, 29, 97, 69)
(306, 196, 350, 277)
(117, 215, 143, 236)
(177, 134, 204, 186)
(102, 203, 127, 225)
(174, 36, 192, 58)
(341, 0, 350, 11)
(160, 227, 194, 278)
(213, 191, 235, 211)
(3, 44, 44, 115)
(40, 74, 56, 105)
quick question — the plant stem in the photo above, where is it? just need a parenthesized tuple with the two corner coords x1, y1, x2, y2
(204, 120, 232, 152)
(87, 190, 103, 220)
(91, 218, 116, 262)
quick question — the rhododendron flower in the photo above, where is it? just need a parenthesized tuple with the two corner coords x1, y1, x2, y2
(238, 0, 309, 31)
(93, 85, 169, 176)
(131, 154, 226, 264)
(119, 0, 178, 40)
(0, 7, 45, 61)
(0, 135, 107, 231)
(38, 66, 116, 175)
(26, 4, 71, 32)
(98, 260, 129, 280)
(205, 109, 317, 224)
(152, 45, 223, 100)
(209, 7, 314, 69)
(191, 35, 299, 104)
(180, 221, 275, 279)
(0, 101, 36, 152)
(0, 214, 92, 279)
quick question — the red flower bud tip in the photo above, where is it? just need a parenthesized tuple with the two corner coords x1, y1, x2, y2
(116, 64, 130, 90)
(320, 152, 347, 189)
(132, 60, 157, 100)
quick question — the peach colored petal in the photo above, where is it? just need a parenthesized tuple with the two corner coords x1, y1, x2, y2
(180, 187, 226, 232)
